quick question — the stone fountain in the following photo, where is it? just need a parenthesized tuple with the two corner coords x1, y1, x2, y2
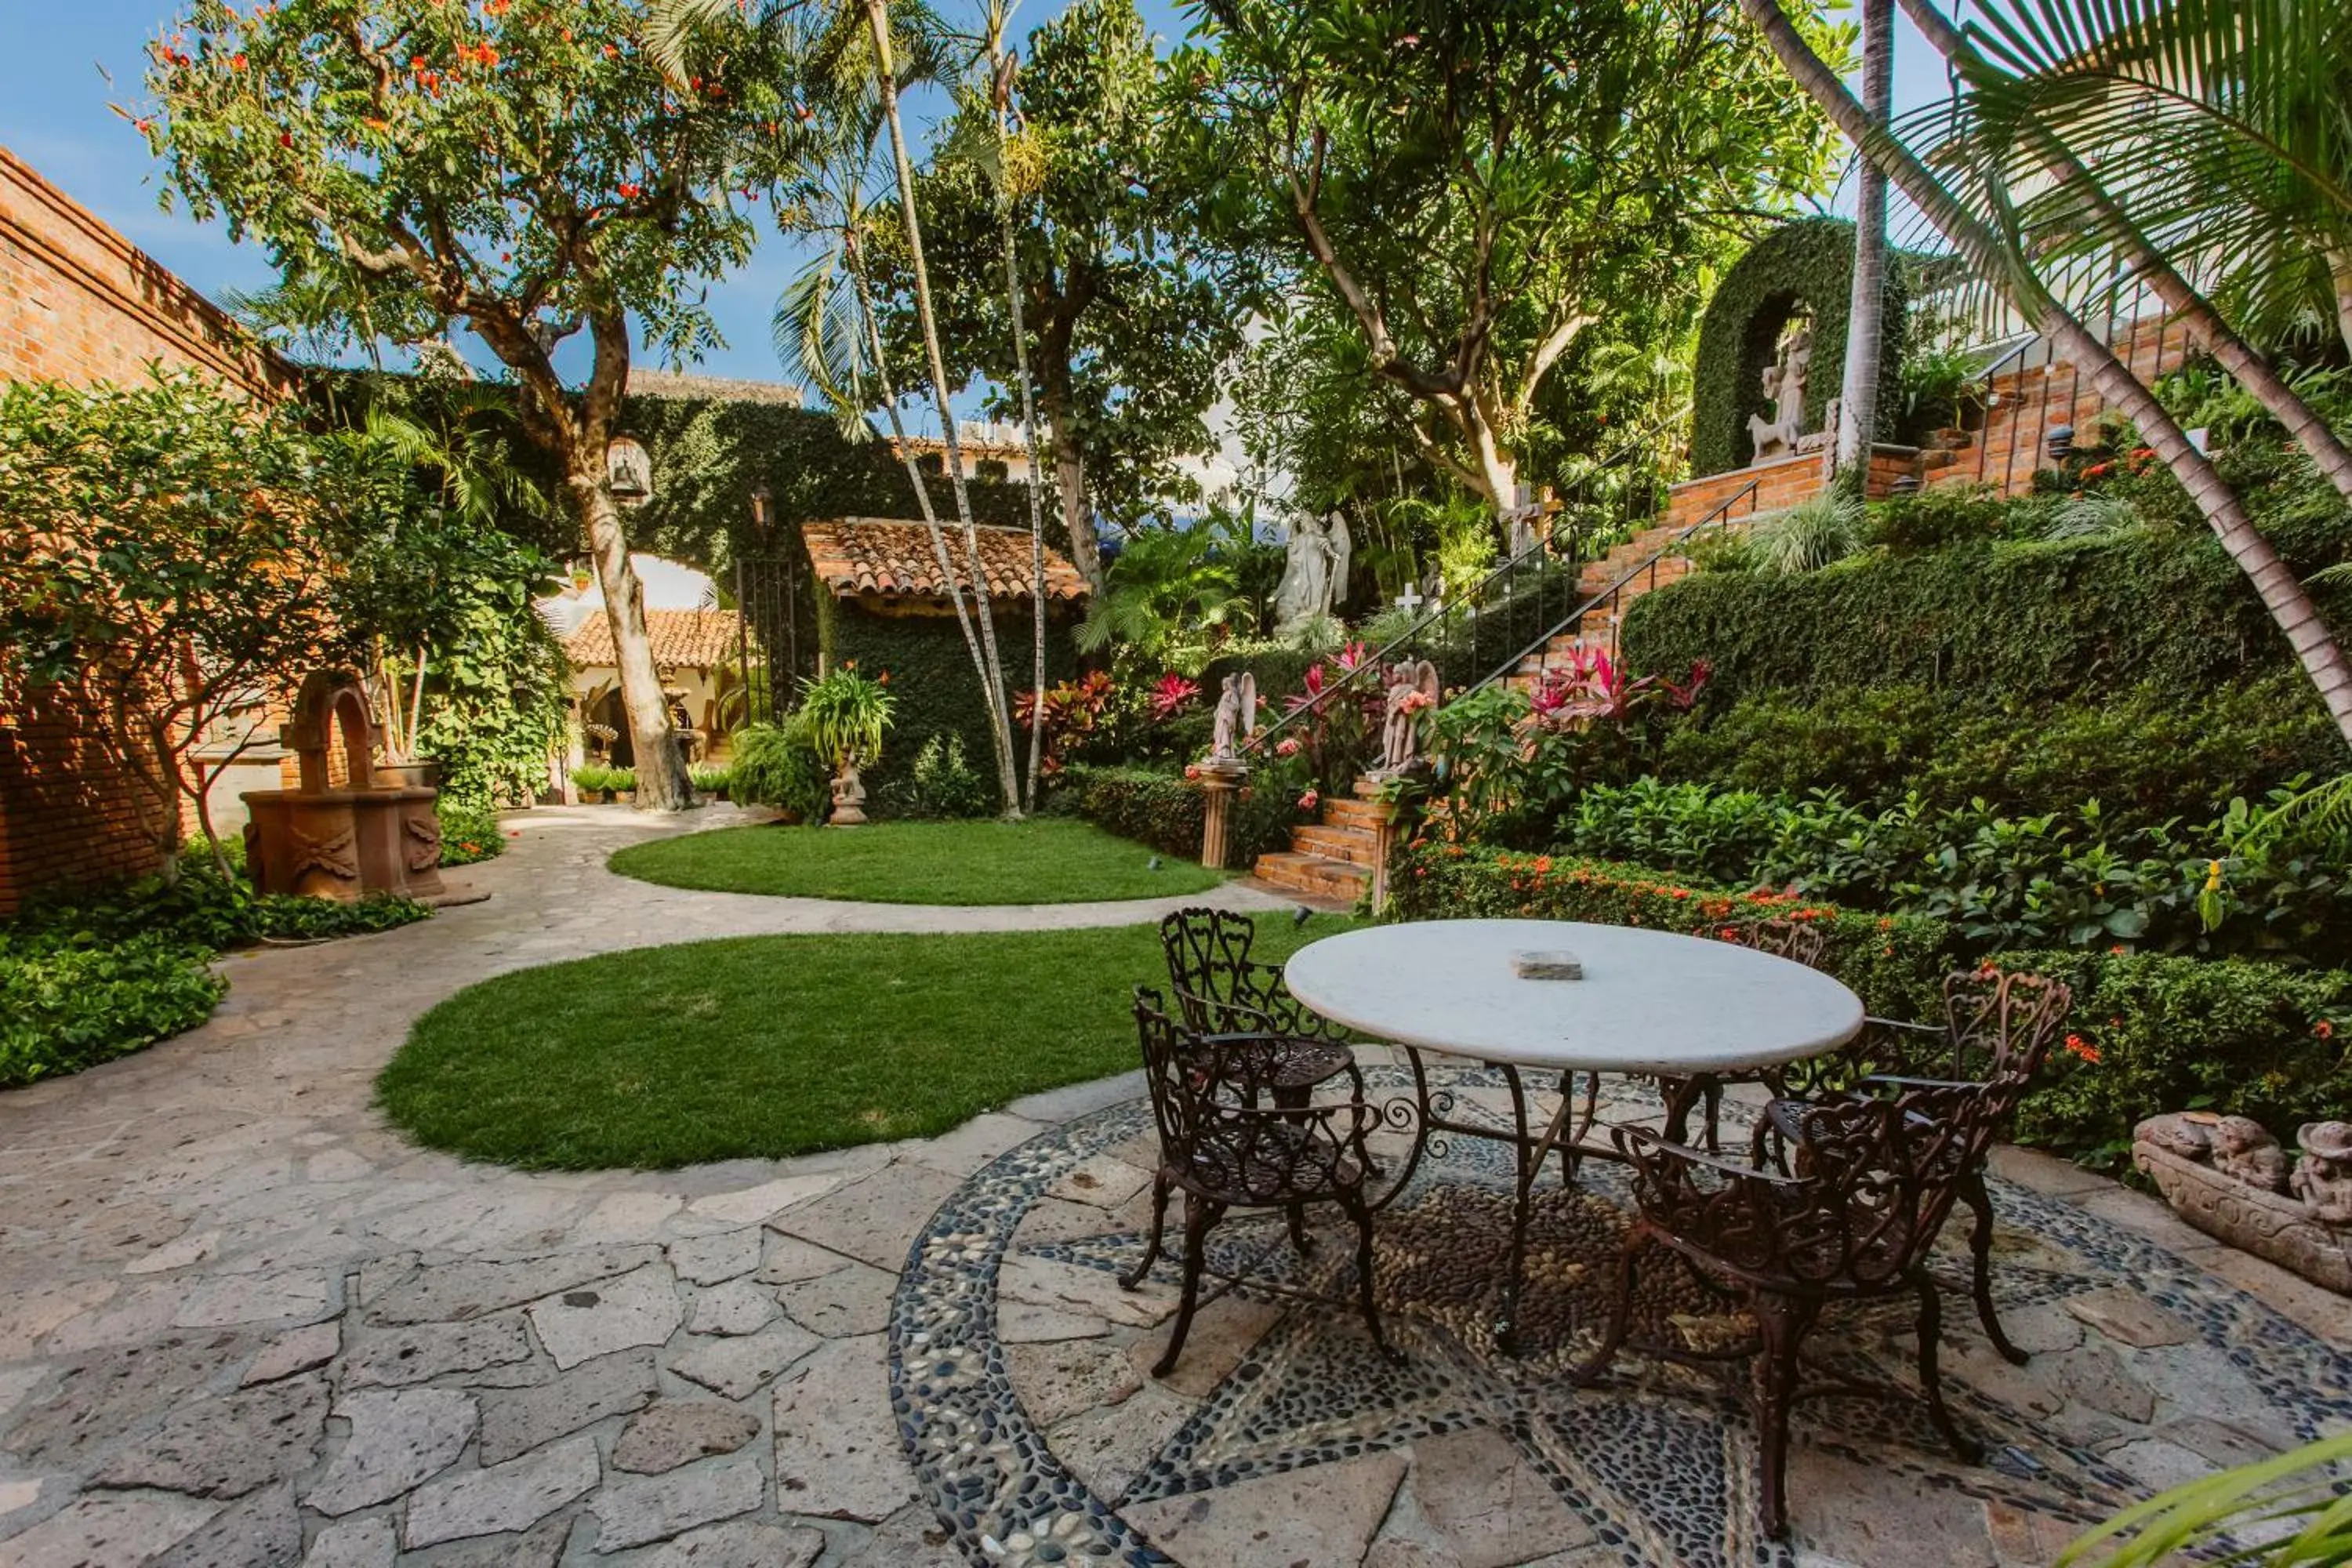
(241, 670, 446, 902)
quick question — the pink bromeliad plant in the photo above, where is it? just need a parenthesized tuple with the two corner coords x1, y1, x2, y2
(1149, 673, 1201, 721)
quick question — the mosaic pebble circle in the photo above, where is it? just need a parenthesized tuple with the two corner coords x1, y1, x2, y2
(887, 1066, 2352, 1567)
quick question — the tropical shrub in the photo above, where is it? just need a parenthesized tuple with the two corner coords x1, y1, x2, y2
(0, 931, 225, 1088)
(572, 764, 619, 799)
(437, 800, 506, 866)
(726, 720, 832, 824)
(690, 764, 733, 797)
(888, 735, 996, 820)
(1057, 763, 1296, 867)
(1014, 672, 1120, 776)
(797, 666, 895, 772)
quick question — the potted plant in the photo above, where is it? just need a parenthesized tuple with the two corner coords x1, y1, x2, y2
(691, 763, 733, 801)
(610, 766, 637, 806)
(797, 666, 895, 826)
(572, 764, 615, 803)
(368, 639, 440, 790)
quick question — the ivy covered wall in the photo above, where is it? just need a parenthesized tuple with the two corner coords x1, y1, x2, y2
(823, 604, 1080, 793)
(1687, 217, 1910, 478)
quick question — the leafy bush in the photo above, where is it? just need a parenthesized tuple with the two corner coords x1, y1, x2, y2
(437, 800, 506, 866)
(1743, 490, 1864, 575)
(1550, 777, 2350, 957)
(0, 930, 225, 1087)
(1057, 763, 1297, 867)
(886, 734, 996, 819)
(1988, 948, 2352, 1170)
(727, 720, 832, 824)
(1862, 485, 2015, 553)
(690, 763, 733, 797)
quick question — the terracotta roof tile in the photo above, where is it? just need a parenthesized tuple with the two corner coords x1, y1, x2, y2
(563, 608, 741, 670)
(801, 518, 1090, 604)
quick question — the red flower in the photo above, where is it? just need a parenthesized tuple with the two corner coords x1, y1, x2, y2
(618, 181, 643, 199)
(2318, 1020, 2337, 1040)
(2063, 1033, 2101, 1065)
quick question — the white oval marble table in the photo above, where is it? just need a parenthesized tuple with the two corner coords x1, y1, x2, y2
(1284, 919, 1865, 1350)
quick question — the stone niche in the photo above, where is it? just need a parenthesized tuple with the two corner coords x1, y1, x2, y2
(241, 671, 445, 902)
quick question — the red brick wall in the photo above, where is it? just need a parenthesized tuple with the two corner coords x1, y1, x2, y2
(1664, 445, 1919, 528)
(1929, 315, 2193, 494)
(1, 143, 286, 913)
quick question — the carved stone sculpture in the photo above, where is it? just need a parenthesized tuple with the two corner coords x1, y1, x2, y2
(1272, 514, 1336, 633)
(829, 763, 868, 826)
(1744, 319, 1813, 463)
(1372, 659, 1442, 778)
(1207, 673, 1258, 767)
(2293, 1122, 2352, 1226)
(2133, 1112, 2352, 1295)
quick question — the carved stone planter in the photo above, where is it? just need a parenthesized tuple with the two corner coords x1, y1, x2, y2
(2134, 1113, 2352, 1294)
(241, 671, 445, 902)
(829, 764, 868, 826)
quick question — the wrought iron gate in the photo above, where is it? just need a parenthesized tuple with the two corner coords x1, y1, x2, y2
(731, 552, 818, 728)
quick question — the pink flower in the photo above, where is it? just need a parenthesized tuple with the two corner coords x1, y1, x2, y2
(1298, 789, 1319, 811)
(1149, 673, 1200, 720)
(1275, 736, 1302, 757)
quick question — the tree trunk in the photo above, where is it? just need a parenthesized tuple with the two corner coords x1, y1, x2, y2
(575, 470, 691, 808)
(1037, 373, 1102, 591)
(2332, 244, 2352, 362)
(993, 122, 1052, 813)
(1740, 0, 2352, 747)
(1462, 401, 1519, 518)
(866, 0, 1022, 817)
(1896, 0, 2352, 507)
(1835, 0, 1892, 476)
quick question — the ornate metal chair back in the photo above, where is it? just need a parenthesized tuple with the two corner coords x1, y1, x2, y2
(1933, 969, 2073, 1090)
(1718, 916, 1829, 970)
(1159, 908, 1265, 1033)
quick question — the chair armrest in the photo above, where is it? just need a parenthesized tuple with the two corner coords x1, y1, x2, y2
(1617, 1125, 1803, 1187)
(1861, 1015, 1945, 1038)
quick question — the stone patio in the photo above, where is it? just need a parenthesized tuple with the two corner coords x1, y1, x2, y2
(0, 807, 2343, 1567)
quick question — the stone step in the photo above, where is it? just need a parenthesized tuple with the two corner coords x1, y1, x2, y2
(1322, 796, 1388, 829)
(1250, 851, 1368, 901)
(1292, 823, 1379, 866)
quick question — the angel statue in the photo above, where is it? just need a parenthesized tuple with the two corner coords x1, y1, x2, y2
(1271, 514, 1333, 633)
(1325, 510, 1352, 613)
(1209, 671, 1258, 764)
(1374, 659, 1443, 776)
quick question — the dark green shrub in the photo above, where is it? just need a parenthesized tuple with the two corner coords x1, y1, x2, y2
(1990, 948, 2352, 1171)
(1659, 685, 1941, 804)
(1862, 486, 2015, 553)
(885, 735, 996, 820)
(727, 719, 833, 825)
(1058, 762, 1296, 867)
(0, 930, 225, 1087)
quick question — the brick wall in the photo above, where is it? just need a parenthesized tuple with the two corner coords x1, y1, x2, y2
(1664, 444, 1921, 528)
(0, 143, 285, 913)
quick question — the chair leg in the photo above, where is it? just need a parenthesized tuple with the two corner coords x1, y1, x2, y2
(1287, 1201, 1312, 1258)
(1152, 1192, 1219, 1379)
(1343, 1190, 1399, 1364)
(1120, 1173, 1171, 1290)
(1912, 1269, 1983, 1464)
(1751, 1292, 1815, 1541)
(1568, 1229, 1646, 1388)
(1961, 1168, 2027, 1365)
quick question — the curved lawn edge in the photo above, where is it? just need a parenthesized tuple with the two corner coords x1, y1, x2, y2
(376, 917, 1357, 1171)
(604, 818, 1226, 906)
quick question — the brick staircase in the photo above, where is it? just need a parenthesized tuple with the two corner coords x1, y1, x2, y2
(1251, 779, 1387, 902)
(1503, 518, 1709, 690)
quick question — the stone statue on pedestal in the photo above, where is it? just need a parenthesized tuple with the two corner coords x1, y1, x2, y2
(1209, 672, 1258, 764)
(1745, 319, 1813, 463)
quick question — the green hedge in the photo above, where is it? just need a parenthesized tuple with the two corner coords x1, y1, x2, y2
(1057, 763, 1297, 868)
(1688, 218, 1909, 477)
(1622, 530, 2338, 708)
(1385, 842, 2352, 1166)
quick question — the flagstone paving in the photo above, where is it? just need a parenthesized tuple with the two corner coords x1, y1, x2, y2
(0, 805, 2344, 1566)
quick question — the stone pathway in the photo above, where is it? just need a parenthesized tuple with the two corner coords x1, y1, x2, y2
(0, 805, 2343, 1567)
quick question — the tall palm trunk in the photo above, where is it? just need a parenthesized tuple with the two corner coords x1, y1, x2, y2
(984, 47, 1052, 813)
(864, 0, 1022, 816)
(1738, 0, 2352, 746)
(1835, 0, 1893, 476)
(1897, 0, 2352, 506)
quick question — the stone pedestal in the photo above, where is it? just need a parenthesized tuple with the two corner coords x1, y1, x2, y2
(1197, 764, 1245, 870)
(1366, 796, 1402, 916)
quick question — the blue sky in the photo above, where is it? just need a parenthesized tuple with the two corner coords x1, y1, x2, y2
(0, 1, 1951, 397)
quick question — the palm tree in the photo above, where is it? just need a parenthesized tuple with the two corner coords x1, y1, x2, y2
(1737, 0, 2352, 746)
(1895, 0, 2352, 505)
(654, 0, 1028, 816)
(1834, 0, 1893, 477)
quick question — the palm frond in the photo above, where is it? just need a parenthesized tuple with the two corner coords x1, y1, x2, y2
(2057, 1432, 2352, 1566)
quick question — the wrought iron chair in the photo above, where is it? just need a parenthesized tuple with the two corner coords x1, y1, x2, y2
(1121, 988, 1392, 1376)
(1159, 908, 1362, 1107)
(1822, 968, 2072, 1364)
(1572, 1073, 2017, 1539)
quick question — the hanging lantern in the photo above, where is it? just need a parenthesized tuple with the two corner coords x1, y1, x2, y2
(606, 436, 654, 506)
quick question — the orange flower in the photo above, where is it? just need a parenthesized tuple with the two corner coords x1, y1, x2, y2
(2063, 1033, 2101, 1065)
(2318, 1020, 2337, 1040)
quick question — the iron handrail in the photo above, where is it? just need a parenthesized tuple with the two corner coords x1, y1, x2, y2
(1464, 477, 1761, 699)
(1233, 470, 1642, 760)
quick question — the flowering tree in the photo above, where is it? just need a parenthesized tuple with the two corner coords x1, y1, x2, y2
(0, 372, 416, 880)
(139, 0, 787, 809)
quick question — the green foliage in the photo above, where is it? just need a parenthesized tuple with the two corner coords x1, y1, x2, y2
(1550, 777, 2350, 957)
(1689, 218, 1911, 477)
(888, 735, 996, 820)
(1742, 489, 1865, 575)
(0, 931, 224, 1089)
(0, 370, 418, 864)
(1655, 673, 2343, 828)
(2057, 1432, 2352, 1567)
(1076, 517, 1259, 671)
(725, 720, 832, 823)
(1861, 485, 2016, 553)
(690, 763, 734, 797)
(1181, 0, 1844, 509)
(1991, 948, 2352, 1170)
(406, 540, 569, 811)
(826, 607, 1076, 795)
(437, 800, 507, 867)
(797, 664, 895, 771)
(1054, 762, 1301, 869)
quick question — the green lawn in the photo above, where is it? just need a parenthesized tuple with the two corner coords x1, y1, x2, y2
(378, 916, 1357, 1170)
(606, 818, 1225, 905)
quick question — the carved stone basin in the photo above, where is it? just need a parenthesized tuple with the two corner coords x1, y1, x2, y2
(2134, 1112, 2352, 1295)
(241, 671, 446, 902)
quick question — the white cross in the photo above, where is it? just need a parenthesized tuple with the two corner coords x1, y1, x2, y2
(1395, 585, 1425, 614)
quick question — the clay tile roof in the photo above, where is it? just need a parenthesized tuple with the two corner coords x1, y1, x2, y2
(563, 608, 741, 670)
(800, 518, 1091, 604)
